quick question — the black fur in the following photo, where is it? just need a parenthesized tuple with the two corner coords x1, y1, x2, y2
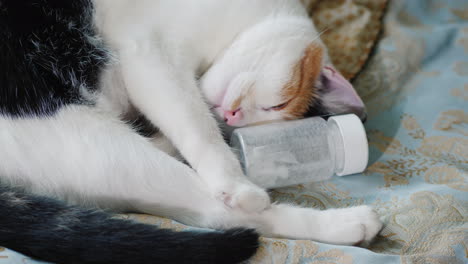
(127, 114, 160, 138)
(0, 185, 259, 264)
(0, 0, 107, 117)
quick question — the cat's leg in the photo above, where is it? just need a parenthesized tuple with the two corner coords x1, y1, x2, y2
(118, 48, 270, 213)
(258, 204, 382, 245)
(0, 105, 250, 224)
(202, 203, 383, 246)
(0, 105, 381, 245)
(0, 105, 218, 219)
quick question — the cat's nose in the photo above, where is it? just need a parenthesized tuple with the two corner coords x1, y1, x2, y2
(224, 109, 243, 126)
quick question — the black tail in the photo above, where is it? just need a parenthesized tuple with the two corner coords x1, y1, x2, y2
(0, 186, 259, 264)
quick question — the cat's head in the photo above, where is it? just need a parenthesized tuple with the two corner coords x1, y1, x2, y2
(200, 17, 366, 127)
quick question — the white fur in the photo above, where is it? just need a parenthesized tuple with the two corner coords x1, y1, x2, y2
(0, 0, 382, 245)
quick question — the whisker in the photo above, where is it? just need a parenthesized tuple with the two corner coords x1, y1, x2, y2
(311, 27, 330, 42)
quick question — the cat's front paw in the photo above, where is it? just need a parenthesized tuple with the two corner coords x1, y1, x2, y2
(216, 182, 271, 213)
(322, 206, 383, 245)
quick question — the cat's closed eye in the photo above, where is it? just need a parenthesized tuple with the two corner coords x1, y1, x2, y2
(262, 101, 289, 111)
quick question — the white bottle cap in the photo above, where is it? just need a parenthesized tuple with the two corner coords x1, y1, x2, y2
(328, 114, 368, 176)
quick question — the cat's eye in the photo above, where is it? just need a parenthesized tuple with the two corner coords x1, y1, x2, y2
(263, 102, 289, 111)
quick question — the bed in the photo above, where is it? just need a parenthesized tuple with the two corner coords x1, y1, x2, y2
(1, 0, 467, 263)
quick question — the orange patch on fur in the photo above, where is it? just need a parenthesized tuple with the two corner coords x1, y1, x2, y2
(282, 43, 324, 118)
(230, 95, 244, 111)
(230, 86, 254, 111)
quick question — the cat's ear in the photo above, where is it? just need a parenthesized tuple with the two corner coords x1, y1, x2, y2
(319, 66, 367, 121)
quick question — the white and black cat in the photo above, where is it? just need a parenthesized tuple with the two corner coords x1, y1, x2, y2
(0, 0, 381, 263)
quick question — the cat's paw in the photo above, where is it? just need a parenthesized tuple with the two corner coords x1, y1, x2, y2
(216, 182, 271, 213)
(322, 206, 383, 245)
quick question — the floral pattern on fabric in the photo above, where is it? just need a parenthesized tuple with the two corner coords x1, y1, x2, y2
(301, 0, 388, 79)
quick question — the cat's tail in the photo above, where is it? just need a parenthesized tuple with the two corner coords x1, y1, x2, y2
(0, 186, 259, 264)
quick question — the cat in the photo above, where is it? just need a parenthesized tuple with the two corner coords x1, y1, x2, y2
(0, 0, 382, 263)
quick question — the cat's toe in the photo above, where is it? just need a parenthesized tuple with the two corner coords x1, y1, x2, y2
(218, 183, 270, 213)
(322, 206, 383, 245)
(342, 206, 383, 243)
(232, 184, 271, 213)
(358, 206, 383, 242)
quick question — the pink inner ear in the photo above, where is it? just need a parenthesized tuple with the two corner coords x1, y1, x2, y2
(321, 66, 365, 116)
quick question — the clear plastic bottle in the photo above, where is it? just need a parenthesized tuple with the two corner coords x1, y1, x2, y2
(230, 114, 368, 189)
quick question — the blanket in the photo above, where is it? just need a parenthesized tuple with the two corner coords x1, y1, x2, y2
(2, 0, 467, 263)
